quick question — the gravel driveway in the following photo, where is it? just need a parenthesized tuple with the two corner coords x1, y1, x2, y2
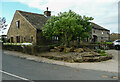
(105, 50, 118, 61)
(64, 50, 118, 73)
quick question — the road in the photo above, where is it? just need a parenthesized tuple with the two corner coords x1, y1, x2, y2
(1, 51, 118, 81)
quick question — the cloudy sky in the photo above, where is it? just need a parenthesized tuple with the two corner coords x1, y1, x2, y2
(1, 0, 119, 35)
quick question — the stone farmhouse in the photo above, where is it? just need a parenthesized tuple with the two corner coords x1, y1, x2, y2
(7, 9, 51, 45)
(91, 22, 110, 42)
(7, 9, 110, 45)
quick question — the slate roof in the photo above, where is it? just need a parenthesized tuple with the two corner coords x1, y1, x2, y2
(17, 10, 109, 31)
(91, 22, 109, 31)
(18, 10, 48, 30)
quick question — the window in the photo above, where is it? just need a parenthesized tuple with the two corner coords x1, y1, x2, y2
(10, 37, 14, 43)
(16, 36, 20, 43)
(52, 36, 59, 41)
(16, 21, 20, 28)
(52, 36, 54, 40)
(31, 36, 33, 42)
(101, 37, 103, 39)
(102, 31, 103, 34)
(55, 37, 56, 40)
(56, 37, 59, 40)
(24, 37, 26, 42)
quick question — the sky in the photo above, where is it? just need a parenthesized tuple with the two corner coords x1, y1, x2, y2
(0, 0, 119, 35)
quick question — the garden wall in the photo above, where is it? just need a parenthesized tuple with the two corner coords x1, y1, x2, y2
(2, 45, 50, 55)
(2, 43, 114, 55)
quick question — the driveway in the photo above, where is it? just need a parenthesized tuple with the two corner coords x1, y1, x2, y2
(105, 50, 118, 61)
(64, 50, 118, 73)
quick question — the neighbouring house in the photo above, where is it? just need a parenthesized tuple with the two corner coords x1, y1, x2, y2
(7, 9, 110, 45)
(110, 33, 120, 41)
(91, 23, 110, 42)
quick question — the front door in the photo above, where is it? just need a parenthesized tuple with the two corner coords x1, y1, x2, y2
(93, 35, 97, 42)
(11, 37, 13, 43)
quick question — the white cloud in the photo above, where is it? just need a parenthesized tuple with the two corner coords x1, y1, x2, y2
(2, 0, 119, 33)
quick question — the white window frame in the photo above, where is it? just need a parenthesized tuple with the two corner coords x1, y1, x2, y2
(16, 20, 20, 29)
(102, 31, 104, 34)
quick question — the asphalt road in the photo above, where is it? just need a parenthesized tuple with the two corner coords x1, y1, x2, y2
(1, 51, 118, 80)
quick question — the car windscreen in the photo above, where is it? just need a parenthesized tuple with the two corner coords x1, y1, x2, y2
(116, 40, 120, 42)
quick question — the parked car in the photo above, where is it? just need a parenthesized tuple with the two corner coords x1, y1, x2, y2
(112, 39, 120, 50)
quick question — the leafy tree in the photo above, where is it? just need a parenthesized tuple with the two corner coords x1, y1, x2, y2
(42, 10, 93, 46)
(0, 17, 8, 31)
(0, 17, 8, 42)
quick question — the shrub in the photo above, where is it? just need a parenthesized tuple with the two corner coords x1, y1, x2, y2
(101, 53, 107, 56)
(97, 49, 101, 53)
(101, 50, 105, 54)
(95, 42, 113, 45)
(105, 42, 113, 45)
(97, 49, 105, 54)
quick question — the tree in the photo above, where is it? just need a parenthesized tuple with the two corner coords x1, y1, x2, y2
(42, 10, 93, 46)
(0, 17, 8, 42)
(0, 17, 8, 31)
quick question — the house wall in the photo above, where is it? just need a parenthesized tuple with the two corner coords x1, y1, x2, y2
(36, 30, 52, 45)
(92, 28, 110, 42)
(7, 11, 37, 44)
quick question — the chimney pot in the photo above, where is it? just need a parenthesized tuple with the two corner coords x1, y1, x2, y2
(44, 7, 51, 17)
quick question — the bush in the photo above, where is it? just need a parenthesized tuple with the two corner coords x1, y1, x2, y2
(95, 42, 113, 45)
(101, 53, 107, 56)
(101, 50, 105, 54)
(105, 42, 113, 45)
(97, 49, 101, 53)
(97, 49, 105, 54)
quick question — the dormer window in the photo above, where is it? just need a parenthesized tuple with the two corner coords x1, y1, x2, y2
(16, 20, 20, 28)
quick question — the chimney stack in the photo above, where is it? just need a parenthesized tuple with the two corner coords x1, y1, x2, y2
(44, 7, 51, 17)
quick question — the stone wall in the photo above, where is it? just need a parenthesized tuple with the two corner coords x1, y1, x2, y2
(3, 45, 50, 55)
(36, 30, 53, 45)
(92, 28, 110, 42)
